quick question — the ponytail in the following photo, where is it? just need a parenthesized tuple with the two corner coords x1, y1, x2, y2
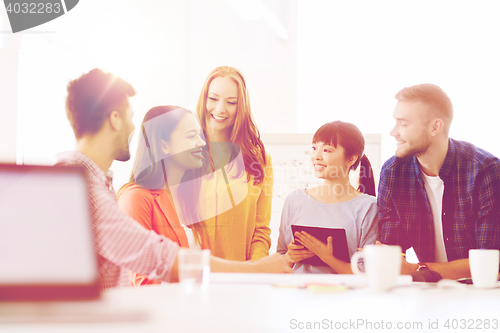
(357, 155, 376, 196)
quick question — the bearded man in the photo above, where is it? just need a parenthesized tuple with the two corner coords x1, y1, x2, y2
(377, 83, 500, 280)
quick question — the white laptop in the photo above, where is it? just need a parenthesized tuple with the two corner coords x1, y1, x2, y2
(0, 164, 100, 300)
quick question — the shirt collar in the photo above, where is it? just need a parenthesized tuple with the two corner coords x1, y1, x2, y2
(439, 138, 455, 179)
(411, 139, 455, 181)
(412, 156, 423, 181)
(56, 150, 112, 183)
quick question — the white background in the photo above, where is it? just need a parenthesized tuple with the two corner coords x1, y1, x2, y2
(1, 1, 500, 260)
(2, 0, 499, 185)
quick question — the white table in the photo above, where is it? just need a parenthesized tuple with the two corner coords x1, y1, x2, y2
(1, 273, 500, 333)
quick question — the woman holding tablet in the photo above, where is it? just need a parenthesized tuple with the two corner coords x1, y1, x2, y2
(117, 106, 291, 285)
(277, 121, 378, 274)
(195, 66, 273, 261)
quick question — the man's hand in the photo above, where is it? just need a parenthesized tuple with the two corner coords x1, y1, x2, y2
(400, 258, 419, 275)
(286, 240, 314, 263)
(375, 241, 418, 274)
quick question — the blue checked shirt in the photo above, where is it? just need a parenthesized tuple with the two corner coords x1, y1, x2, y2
(377, 138, 500, 262)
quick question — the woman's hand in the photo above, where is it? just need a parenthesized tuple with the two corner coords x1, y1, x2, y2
(286, 241, 314, 263)
(292, 231, 353, 274)
(293, 231, 334, 263)
(252, 253, 294, 273)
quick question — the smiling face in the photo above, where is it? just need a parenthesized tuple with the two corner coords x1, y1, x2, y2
(163, 113, 206, 171)
(205, 76, 238, 139)
(311, 141, 355, 180)
(390, 100, 432, 158)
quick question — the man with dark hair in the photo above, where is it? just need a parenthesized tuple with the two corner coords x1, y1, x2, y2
(57, 69, 292, 288)
(66, 69, 135, 137)
(378, 83, 500, 280)
(58, 69, 178, 288)
(66, 69, 137, 162)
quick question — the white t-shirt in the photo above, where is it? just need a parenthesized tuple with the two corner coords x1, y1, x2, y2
(421, 172, 448, 262)
(182, 224, 198, 249)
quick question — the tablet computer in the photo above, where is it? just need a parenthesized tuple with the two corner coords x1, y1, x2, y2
(291, 225, 350, 266)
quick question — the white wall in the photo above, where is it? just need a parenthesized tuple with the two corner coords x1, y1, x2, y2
(0, 0, 297, 191)
(4, 0, 500, 173)
(297, 0, 500, 163)
(2, 0, 500, 256)
(0, 49, 18, 163)
(0, 10, 20, 163)
(184, 0, 297, 133)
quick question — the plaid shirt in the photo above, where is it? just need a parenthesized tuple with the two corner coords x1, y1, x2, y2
(378, 139, 500, 262)
(57, 151, 179, 288)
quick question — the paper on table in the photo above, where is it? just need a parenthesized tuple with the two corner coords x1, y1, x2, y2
(210, 273, 412, 288)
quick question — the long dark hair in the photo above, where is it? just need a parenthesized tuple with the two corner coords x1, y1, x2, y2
(126, 105, 211, 247)
(131, 106, 191, 188)
(312, 121, 376, 196)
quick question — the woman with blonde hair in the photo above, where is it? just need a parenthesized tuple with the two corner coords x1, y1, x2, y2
(196, 66, 272, 261)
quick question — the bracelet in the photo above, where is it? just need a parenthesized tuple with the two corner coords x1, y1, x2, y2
(416, 262, 429, 271)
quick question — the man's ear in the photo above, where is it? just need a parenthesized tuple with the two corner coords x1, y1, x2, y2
(109, 110, 122, 132)
(430, 118, 444, 136)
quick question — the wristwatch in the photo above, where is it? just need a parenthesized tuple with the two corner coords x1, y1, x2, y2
(412, 262, 442, 282)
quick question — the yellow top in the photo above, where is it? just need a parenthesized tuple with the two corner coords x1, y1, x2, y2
(201, 153, 273, 261)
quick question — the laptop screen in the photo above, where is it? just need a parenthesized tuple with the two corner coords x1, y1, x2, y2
(0, 164, 99, 300)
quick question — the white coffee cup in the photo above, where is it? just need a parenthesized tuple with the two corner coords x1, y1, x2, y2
(351, 245, 402, 292)
(469, 249, 500, 289)
(177, 248, 211, 293)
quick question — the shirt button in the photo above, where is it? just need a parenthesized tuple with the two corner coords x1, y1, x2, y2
(446, 238, 449, 241)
